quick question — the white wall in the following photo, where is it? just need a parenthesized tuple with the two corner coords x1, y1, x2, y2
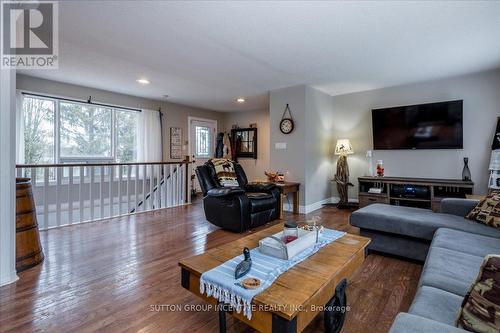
(222, 109, 270, 182)
(330, 69, 500, 198)
(0, 69, 18, 286)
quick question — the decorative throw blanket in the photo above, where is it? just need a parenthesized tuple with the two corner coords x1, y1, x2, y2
(210, 158, 239, 187)
(199, 228, 346, 320)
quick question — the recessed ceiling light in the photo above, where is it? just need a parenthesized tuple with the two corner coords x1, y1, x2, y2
(236, 97, 246, 103)
(136, 78, 150, 85)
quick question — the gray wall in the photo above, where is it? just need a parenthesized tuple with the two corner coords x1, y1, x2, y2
(331, 69, 500, 198)
(16, 74, 225, 162)
(163, 102, 225, 162)
(222, 109, 270, 182)
(17, 74, 161, 110)
(305, 86, 335, 206)
(269, 69, 500, 208)
(269, 85, 337, 209)
(270, 86, 307, 206)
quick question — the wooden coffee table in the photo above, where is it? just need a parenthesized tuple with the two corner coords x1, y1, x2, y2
(179, 224, 370, 333)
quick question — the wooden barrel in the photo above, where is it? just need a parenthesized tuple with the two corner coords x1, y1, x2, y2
(16, 178, 44, 272)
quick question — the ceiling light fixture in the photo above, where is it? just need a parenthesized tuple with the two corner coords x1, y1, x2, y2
(236, 97, 246, 103)
(136, 78, 150, 85)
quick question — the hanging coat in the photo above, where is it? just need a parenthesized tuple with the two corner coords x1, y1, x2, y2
(223, 133, 231, 159)
(215, 132, 224, 158)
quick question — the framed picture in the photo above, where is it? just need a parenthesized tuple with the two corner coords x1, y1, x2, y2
(170, 127, 182, 159)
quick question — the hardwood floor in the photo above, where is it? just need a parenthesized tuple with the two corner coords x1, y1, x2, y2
(0, 199, 422, 333)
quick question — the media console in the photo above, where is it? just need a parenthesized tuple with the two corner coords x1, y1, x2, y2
(358, 176, 474, 212)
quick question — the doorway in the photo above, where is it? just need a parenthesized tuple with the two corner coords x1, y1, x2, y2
(188, 117, 217, 193)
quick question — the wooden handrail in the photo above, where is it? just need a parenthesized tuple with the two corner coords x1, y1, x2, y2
(16, 160, 191, 168)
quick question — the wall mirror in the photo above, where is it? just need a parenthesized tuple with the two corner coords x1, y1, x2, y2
(231, 128, 257, 159)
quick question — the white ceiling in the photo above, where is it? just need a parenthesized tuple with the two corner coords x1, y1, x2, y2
(20, 1, 500, 111)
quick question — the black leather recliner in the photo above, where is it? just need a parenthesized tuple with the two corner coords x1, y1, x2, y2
(195, 161, 281, 232)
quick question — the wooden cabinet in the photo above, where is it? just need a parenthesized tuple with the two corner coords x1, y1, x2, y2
(358, 176, 474, 211)
(358, 193, 389, 207)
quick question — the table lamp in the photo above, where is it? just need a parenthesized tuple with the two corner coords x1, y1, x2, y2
(334, 139, 356, 209)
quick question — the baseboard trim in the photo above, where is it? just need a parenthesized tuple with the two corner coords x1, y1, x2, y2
(283, 196, 359, 214)
(0, 270, 18, 287)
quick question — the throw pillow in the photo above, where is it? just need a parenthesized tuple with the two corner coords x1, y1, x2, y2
(466, 191, 500, 228)
(456, 254, 500, 332)
(210, 158, 239, 187)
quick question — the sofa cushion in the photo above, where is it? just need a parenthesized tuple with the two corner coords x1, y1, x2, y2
(432, 228, 500, 258)
(389, 313, 467, 333)
(419, 246, 484, 296)
(466, 190, 500, 228)
(349, 204, 500, 241)
(456, 255, 500, 332)
(409, 286, 463, 325)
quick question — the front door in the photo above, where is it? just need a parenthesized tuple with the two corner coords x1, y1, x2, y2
(189, 118, 217, 193)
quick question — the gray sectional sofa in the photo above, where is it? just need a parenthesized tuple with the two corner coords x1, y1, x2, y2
(349, 199, 500, 332)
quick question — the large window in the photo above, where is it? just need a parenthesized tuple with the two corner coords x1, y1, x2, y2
(23, 96, 55, 165)
(21, 95, 139, 165)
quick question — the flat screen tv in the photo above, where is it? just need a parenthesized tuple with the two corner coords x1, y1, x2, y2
(372, 100, 463, 150)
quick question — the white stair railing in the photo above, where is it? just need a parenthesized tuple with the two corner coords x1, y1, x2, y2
(16, 158, 192, 230)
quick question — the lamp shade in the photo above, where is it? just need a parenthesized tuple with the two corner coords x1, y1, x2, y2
(335, 139, 354, 155)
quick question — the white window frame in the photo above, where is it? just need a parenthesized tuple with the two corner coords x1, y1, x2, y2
(20, 90, 139, 165)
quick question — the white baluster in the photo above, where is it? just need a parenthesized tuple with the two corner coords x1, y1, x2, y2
(156, 164, 161, 209)
(79, 166, 84, 223)
(109, 165, 114, 217)
(127, 165, 131, 214)
(43, 167, 49, 230)
(149, 164, 154, 210)
(68, 167, 73, 225)
(181, 164, 185, 204)
(134, 164, 139, 212)
(178, 165, 182, 205)
(56, 166, 62, 227)
(118, 165, 123, 215)
(187, 162, 192, 204)
(90, 166, 95, 221)
(175, 164, 180, 206)
(100, 165, 104, 219)
(169, 165, 174, 207)
(163, 164, 168, 208)
(142, 164, 146, 211)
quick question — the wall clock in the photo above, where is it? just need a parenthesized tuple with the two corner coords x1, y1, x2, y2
(279, 104, 294, 134)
